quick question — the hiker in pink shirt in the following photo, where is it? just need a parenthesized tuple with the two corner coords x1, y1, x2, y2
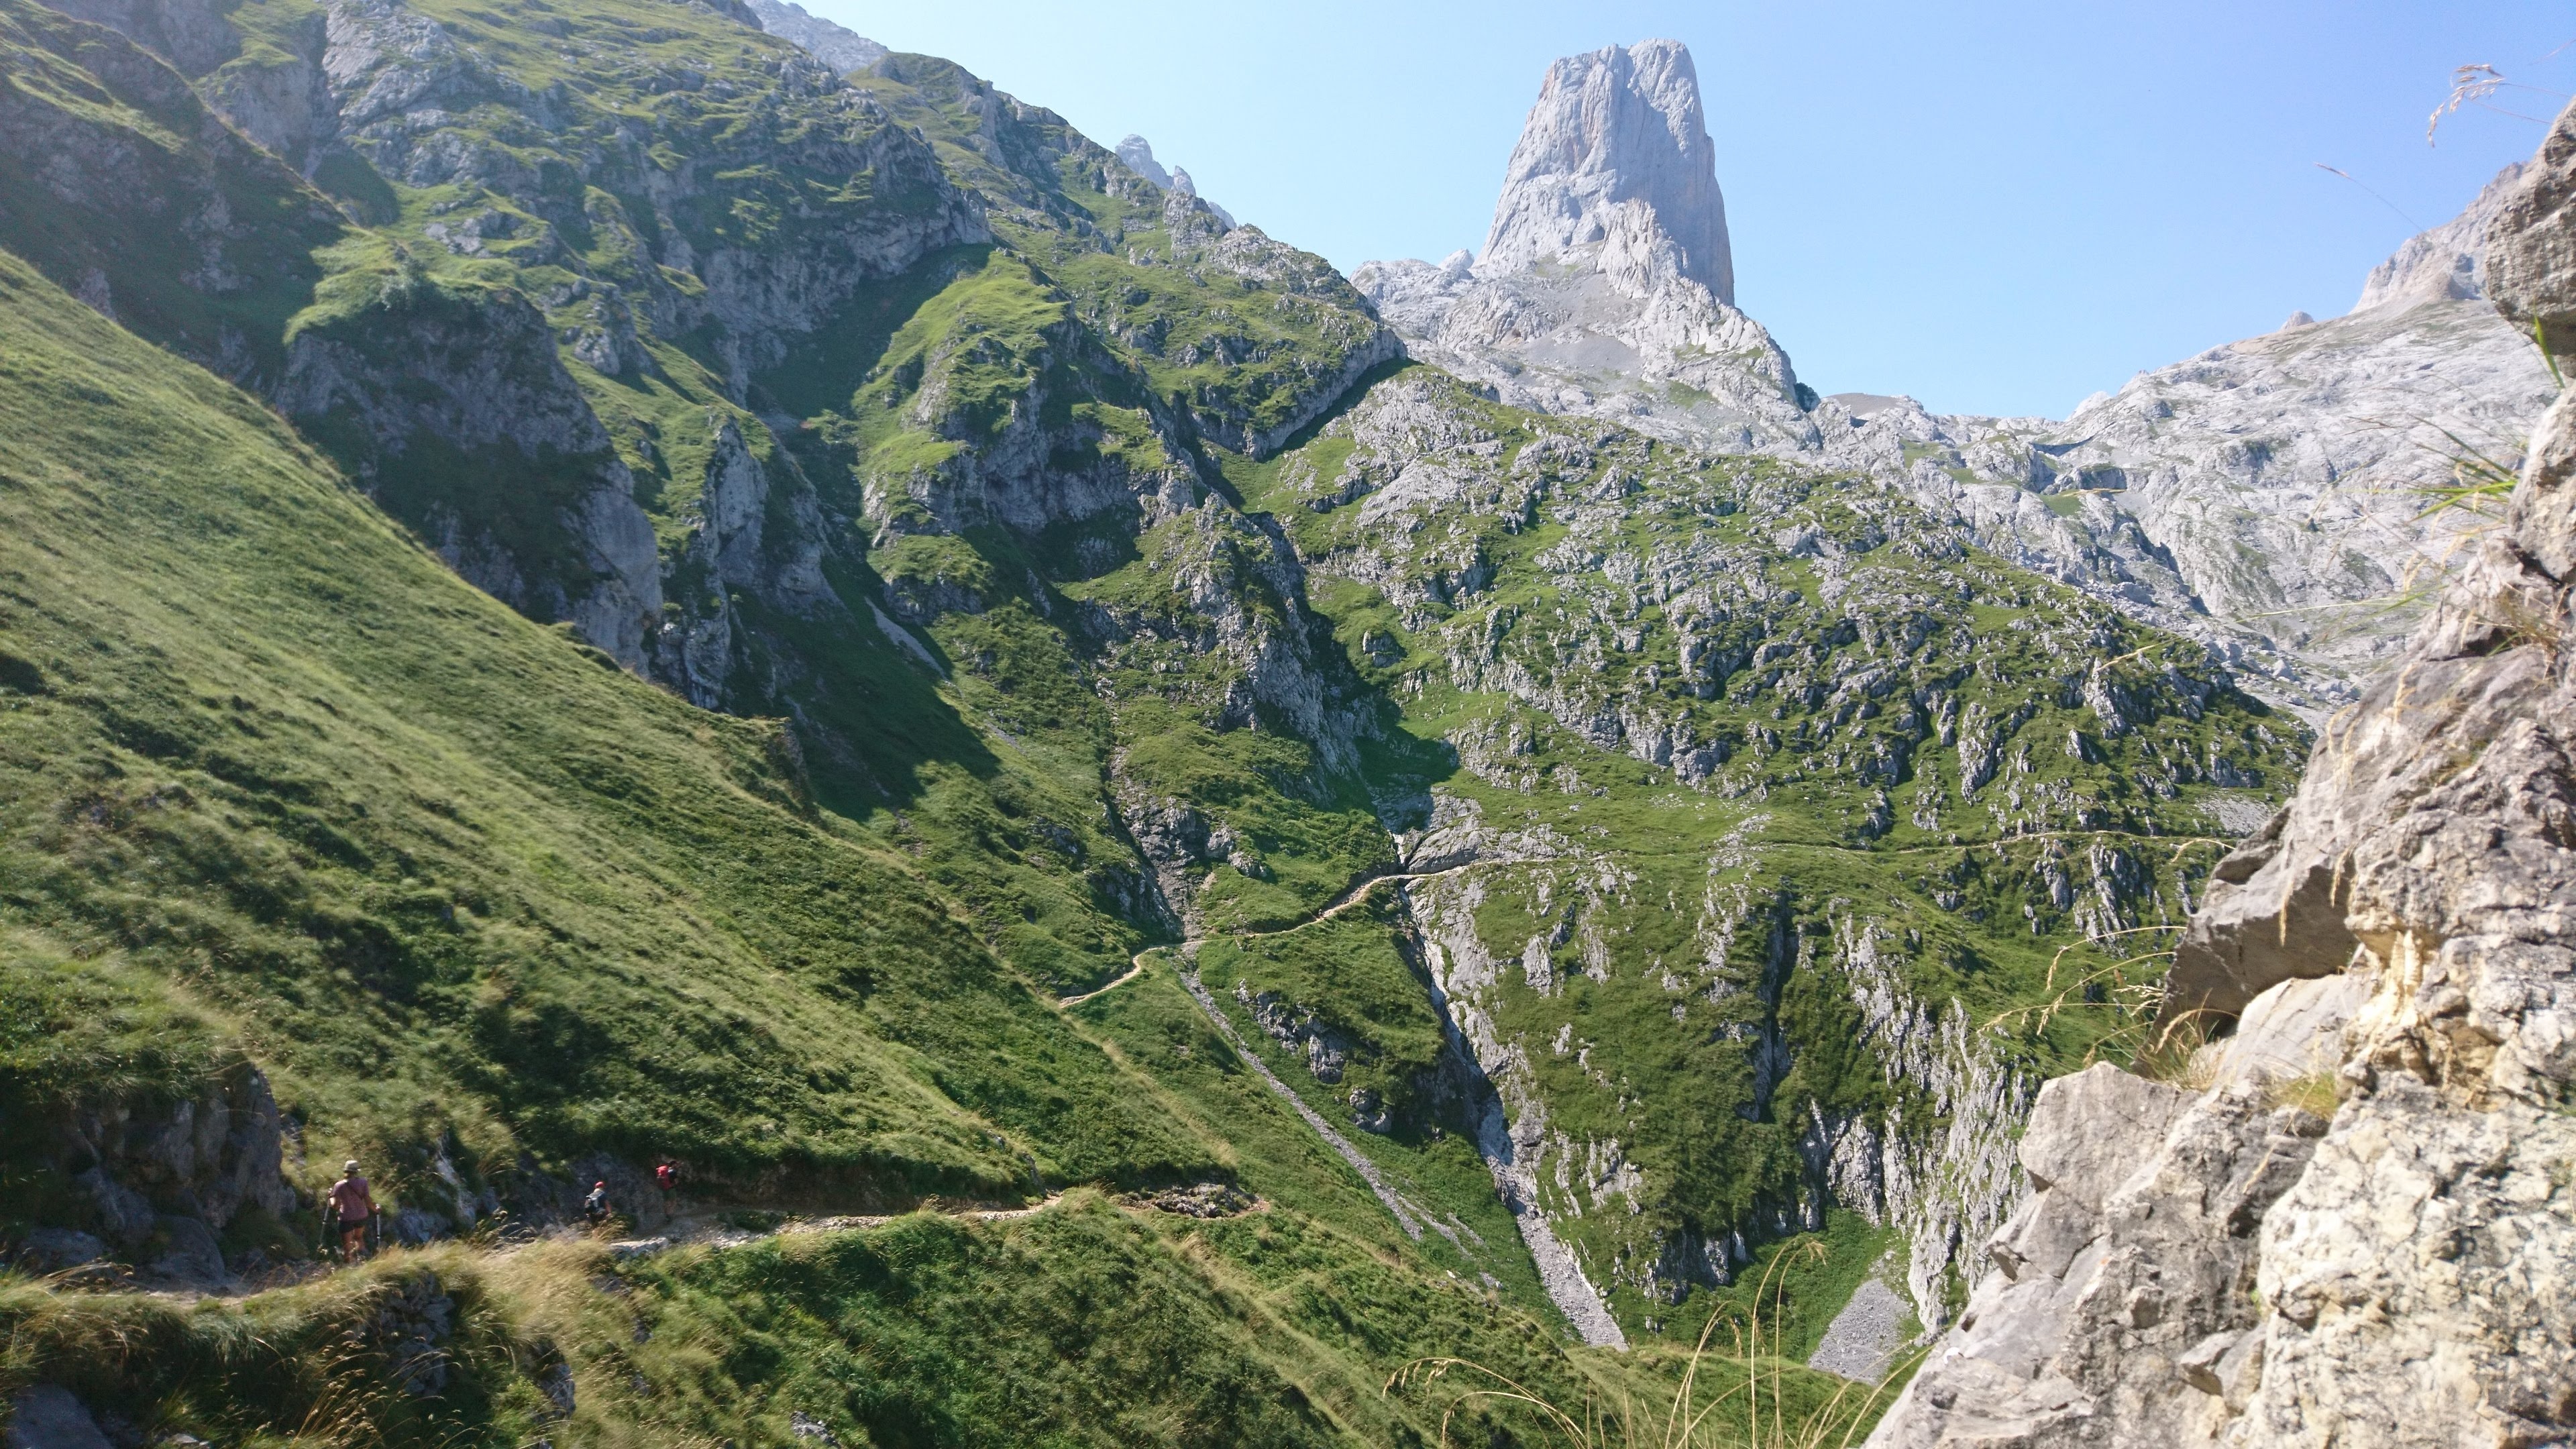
(327, 1161, 375, 1261)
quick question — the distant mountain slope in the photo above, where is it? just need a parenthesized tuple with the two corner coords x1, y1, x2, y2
(1358, 56, 2555, 714)
(745, 0, 882, 73)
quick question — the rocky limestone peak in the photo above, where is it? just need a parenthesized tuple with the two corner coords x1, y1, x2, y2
(2351, 160, 2526, 313)
(1349, 39, 1801, 457)
(1116, 133, 1173, 189)
(745, 0, 884, 75)
(1474, 38, 1734, 305)
(1113, 137, 1232, 226)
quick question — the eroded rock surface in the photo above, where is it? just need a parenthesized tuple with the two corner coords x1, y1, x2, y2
(1353, 40, 1817, 458)
(743, 0, 881, 75)
(1868, 101, 2576, 1449)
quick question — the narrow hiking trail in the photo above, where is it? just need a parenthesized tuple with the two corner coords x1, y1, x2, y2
(1055, 859, 1490, 1009)
(118, 1197, 1079, 1307)
(1075, 855, 1631, 1348)
(1053, 860, 1499, 1248)
(594, 1193, 1067, 1261)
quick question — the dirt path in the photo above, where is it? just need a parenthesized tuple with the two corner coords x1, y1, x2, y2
(600, 1193, 1065, 1260)
(1043, 860, 1507, 1250)
(1055, 859, 1489, 1009)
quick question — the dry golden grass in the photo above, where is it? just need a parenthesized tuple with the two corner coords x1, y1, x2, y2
(1386, 1243, 1927, 1449)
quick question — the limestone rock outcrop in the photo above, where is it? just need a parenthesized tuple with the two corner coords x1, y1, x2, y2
(1107, 132, 1234, 227)
(1830, 187, 2557, 716)
(1473, 39, 1733, 304)
(1353, 40, 1817, 456)
(276, 276, 668, 671)
(744, 0, 881, 75)
(21, 1062, 301, 1286)
(1116, 133, 1173, 190)
(2356, 162, 2524, 313)
(1867, 100, 2576, 1449)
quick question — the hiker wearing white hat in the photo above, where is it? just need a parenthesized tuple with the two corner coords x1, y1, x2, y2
(327, 1161, 376, 1262)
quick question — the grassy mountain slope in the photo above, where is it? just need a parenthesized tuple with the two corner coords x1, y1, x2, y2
(0, 0, 2309, 1387)
(0, 245, 1206, 1207)
(0, 239, 1835, 1449)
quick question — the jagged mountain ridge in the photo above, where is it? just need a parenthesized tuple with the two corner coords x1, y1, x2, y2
(1359, 50, 2557, 716)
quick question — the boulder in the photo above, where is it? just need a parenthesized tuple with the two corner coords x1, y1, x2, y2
(3, 1388, 110, 1449)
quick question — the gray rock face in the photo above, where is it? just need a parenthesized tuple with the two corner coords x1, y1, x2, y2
(1868, 100, 2576, 1449)
(27, 1062, 299, 1281)
(743, 0, 882, 74)
(4, 1387, 111, 1449)
(1353, 40, 1814, 458)
(1474, 39, 1733, 305)
(276, 277, 667, 671)
(1106, 133, 1233, 228)
(1116, 133, 1173, 190)
(2354, 164, 2524, 313)
(1828, 239, 2555, 715)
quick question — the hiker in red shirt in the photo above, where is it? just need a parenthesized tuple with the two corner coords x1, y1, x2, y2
(654, 1161, 678, 1215)
(327, 1161, 375, 1262)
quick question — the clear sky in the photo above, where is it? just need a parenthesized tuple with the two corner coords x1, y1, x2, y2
(797, 0, 2571, 420)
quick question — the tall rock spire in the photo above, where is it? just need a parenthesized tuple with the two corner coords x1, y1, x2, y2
(1475, 40, 1735, 304)
(1352, 38, 1807, 454)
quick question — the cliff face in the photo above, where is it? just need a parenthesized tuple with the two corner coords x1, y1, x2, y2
(1474, 39, 1734, 305)
(743, 0, 881, 74)
(1354, 40, 1818, 457)
(1838, 203, 2557, 717)
(1868, 102, 2576, 1449)
(2355, 162, 2524, 313)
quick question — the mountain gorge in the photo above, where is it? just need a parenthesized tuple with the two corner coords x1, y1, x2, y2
(0, 3, 2553, 1447)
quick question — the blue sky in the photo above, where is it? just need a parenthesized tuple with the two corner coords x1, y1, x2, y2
(803, 1, 2571, 419)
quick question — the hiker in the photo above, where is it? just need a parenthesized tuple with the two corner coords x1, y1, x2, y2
(327, 1161, 375, 1263)
(654, 1161, 678, 1214)
(583, 1179, 612, 1227)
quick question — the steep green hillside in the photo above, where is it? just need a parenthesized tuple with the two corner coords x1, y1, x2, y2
(0, 239, 1858, 1449)
(0, 245, 1205, 1207)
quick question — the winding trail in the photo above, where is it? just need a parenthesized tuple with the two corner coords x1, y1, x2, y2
(1055, 860, 1490, 1010)
(598, 1193, 1066, 1261)
(1051, 861, 1500, 1244)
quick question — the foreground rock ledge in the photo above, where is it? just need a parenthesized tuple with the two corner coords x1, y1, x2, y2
(1868, 101, 2576, 1449)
